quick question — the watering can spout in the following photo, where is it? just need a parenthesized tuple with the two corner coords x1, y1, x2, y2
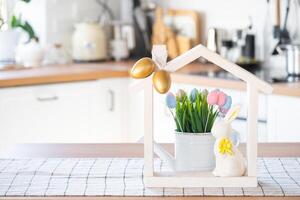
(153, 141, 176, 171)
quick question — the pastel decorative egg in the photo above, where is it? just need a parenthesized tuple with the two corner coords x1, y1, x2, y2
(153, 69, 171, 94)
(201, 89, 209, 96)
(130, 57, 156, 79)
(166, 92, 177, 108)
(217, 92, 227, 106)
(207, 91, 219, 105)
(176, 89, 186, 102)
(190, 88, 198, 102)
(222, 96, 232, 110)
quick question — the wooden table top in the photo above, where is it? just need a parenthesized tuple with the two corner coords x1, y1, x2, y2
(0, 61, 300, 97)
(1, 196, 299, 200)
(5, 143, 300, 158)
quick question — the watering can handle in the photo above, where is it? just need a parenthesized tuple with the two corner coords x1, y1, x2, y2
(136, 136, 175, 171)
(153, 141, 176, 171)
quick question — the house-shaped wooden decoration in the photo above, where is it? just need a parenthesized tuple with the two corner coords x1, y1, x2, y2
(130, 44, 273, 188)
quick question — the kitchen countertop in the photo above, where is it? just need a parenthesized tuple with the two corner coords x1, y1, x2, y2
(0, 61, 300, 97)
(0, 62, 131, 87)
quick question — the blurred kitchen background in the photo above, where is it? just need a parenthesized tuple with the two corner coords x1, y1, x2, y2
(2, 1, 300, 64)
(1, 0, 299, 67)
(0, 0, 300, 155)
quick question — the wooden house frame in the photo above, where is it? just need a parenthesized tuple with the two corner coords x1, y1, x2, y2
(130, 44, 273, 188)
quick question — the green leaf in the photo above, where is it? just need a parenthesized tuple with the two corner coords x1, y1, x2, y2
(171, 89, 219, 134)
(193, 110, 202, 132)
(10, 14, 37, 41)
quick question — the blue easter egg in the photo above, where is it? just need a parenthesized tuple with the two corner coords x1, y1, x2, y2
(222, 95, 232, 110)
(166, 92, 177, 109)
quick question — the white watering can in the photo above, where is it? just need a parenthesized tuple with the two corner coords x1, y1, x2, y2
(152, 133, 216, 172)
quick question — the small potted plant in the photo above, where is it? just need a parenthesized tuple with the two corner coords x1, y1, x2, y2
(0, 0, 39, 66)
(164, 88, 232, 172)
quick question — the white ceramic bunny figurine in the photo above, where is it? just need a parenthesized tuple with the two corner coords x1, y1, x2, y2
(211, 105, 246, 177)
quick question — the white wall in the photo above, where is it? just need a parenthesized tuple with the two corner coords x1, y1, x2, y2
(165, 0, 267, 40)
(13, 0, 47, 44)
(17, 0, 119, 49)
(45, 0, 120, 48)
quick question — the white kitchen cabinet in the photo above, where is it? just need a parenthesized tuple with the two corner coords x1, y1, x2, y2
(232, 119, 268, 143)
(267, 95, 300, 142)
(0, 78, 129, 143)
(127, 81, 144, 142)
(90, 78, 129, 142)
(0, 81, 94, 143)
(1, 76, 298, 144)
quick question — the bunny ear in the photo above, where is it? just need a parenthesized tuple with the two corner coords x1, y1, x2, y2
(224, 105, 241, 123)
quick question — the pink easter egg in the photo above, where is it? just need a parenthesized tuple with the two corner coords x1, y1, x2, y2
(217, 92, 227, 106)
(207, 91, 218, 105)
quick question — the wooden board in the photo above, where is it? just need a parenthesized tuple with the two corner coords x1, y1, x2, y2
(0, 62, 132, 87)
(1, 196, 299, 200)
(2, 143, 300, 158)
(145, 175, 257, 188)
(166, 9, 201, 45)
(0, 62, 299, 97)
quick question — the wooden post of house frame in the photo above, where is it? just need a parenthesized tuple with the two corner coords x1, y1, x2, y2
(144, 45, 168, 177)
(144, 78, 154, 177)
(246, 83, 258, 178)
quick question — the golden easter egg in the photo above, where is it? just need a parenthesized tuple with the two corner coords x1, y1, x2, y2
(130, 57, 156, 79)
(153, 70, 171, 94)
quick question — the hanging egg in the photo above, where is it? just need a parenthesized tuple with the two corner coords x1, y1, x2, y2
(217, 92, 227, 107)
(153, 70, 171, 94)
(130, 57, 156, 79)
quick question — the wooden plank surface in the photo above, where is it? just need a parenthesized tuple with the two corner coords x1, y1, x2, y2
(0, 62, 132, 87)
(1, 196, 299, 200)
(1, 143, 300, 158)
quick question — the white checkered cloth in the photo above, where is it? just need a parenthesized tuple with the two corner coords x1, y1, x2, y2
(0, 158, 299, 197)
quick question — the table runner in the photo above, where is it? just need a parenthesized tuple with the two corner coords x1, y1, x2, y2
(0, 158, 299, 197)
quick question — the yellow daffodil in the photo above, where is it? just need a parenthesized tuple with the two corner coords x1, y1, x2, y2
(219, 138, 234, 155)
